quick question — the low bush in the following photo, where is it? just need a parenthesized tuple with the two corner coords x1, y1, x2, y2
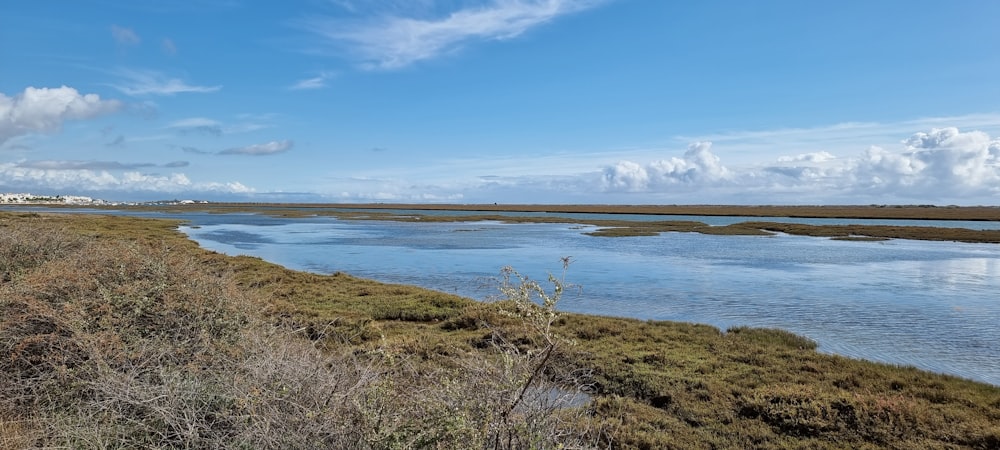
(0, 214, 594, 449)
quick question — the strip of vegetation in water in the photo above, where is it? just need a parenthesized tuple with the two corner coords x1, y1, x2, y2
(22, 203, 1000, 243)
(88, 202, 1000, 221)
(2, 211, 998, 449)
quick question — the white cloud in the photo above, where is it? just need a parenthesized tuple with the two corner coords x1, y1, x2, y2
(601, 160, 648, 191)
(599, 127, 1000, 204)
(290, 71, 336, 90)
(652, 142, 731, 183)
(904, 127, 995, 153)
(303, 0, 606, 69)
(0, 162, 253, 195)
(220, 140, 293, 155)
(0, 86, 123, 145)
(777, 151, 836, 163)
(602, 142, 732, 192)
(111, 25, 141, 46)
(841, 128, 1000, 196)
(112, 68, 221, 96)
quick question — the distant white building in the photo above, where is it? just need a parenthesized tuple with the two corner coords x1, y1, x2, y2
(61, 195, 99, 204)
(0, 193, 103, 204)
(0, 193, 36, 203)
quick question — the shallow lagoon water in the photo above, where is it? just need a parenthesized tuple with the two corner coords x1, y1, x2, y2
(174, 213, 1000, 386)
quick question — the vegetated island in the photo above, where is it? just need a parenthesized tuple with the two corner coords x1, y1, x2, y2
(64, 202, 1000, 243)
(2, 209, 999, 449)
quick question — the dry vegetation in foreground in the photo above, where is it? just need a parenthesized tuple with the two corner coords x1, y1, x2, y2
(2, 211, 999, 449)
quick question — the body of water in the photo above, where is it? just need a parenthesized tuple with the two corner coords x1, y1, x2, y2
(171, 212, 1000, 386)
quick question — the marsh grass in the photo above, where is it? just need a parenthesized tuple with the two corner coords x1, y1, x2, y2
(2, 211, 999, 449)
(726, 326, 818, 350)
(743, 221, 1000, 243)
(48, 202, 1000, 242)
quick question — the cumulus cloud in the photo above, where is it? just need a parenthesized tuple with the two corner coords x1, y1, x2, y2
(848, 127, 1000, 194)
(0, 86, 123, 145)
(596, 127, 1000, 204)
(111, 25, 141, 46)
(219, 140, 293, 155)
(601, 160, 648, 192)
(904, 127, 990, 151)
(302, 0, 606, 69)
(602, 142, 732, 192)
(112, 68, 221, 96)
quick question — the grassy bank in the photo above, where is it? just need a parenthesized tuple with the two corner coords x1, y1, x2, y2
(2, 211, 999, 449)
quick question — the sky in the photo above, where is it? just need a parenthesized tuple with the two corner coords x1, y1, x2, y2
(2, 0, 1000, 205)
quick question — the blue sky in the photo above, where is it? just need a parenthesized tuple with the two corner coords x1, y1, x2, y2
(2, 0, 999, 204)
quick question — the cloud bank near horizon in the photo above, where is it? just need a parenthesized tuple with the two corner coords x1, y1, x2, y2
(600, 127, 1000, 204)
(0, 160, 252, 197)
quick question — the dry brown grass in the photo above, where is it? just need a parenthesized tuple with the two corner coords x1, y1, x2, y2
(0, 413, 38, 450)
(0, 212, 595, 449)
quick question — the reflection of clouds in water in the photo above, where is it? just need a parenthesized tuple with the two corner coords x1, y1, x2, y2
(916, 257, 1000, 288)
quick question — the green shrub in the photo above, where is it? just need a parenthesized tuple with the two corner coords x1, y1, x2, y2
(727, 326, 818, 350)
